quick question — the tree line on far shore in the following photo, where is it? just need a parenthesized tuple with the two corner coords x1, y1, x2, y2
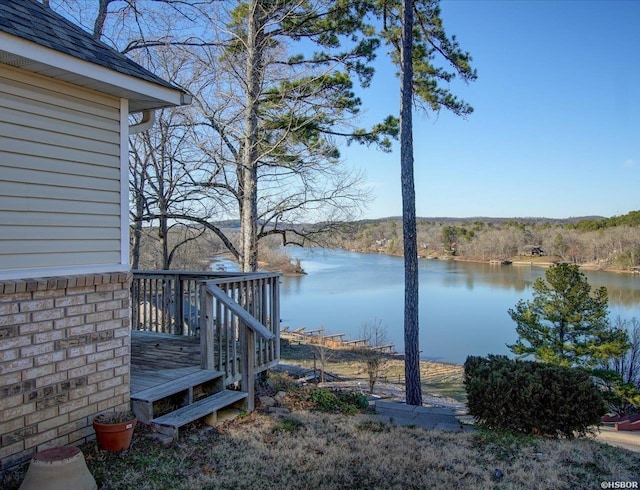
(131, 209, 640, 273)
(330, 210, 640, 271)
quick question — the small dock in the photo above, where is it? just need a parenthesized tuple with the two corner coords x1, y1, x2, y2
(281, 326, 397, 354)
(489, 259, 512, 265)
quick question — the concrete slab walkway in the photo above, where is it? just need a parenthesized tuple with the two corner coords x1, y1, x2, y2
(596, 425, 640, 453)
(367, 400, 468, 432)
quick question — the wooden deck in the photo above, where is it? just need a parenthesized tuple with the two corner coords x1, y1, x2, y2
(131, 330, 202, 394)
(132, 330, 201, 370)
(128, 271, 281, 433)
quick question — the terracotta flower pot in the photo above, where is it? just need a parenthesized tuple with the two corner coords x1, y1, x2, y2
(19, 446, 97, 490)
(92, 417, 137, 451)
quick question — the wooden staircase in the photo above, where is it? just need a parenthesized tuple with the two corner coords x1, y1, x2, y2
(131, 369, 248, 440)
(130, 272, 281, 440)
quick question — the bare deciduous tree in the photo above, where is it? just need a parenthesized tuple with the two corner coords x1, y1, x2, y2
(356, 319, 390, 394)
(51, 0, 396, 272)
(608, 317, 640, 388)
(309, 329, 334, 384)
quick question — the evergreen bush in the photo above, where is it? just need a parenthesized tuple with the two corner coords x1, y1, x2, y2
(308, 388, 369, 414)
(464, 355, 607, 438)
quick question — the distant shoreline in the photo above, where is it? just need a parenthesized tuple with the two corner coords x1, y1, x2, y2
(215, 245, 638, 277)
(339, 247, 639, 276)
(452, 255, 638, 275)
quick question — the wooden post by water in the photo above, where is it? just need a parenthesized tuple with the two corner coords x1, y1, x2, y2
(273, 277, 280, 363)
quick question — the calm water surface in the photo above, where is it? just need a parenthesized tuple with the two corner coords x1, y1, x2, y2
(279, 248, 640, 364)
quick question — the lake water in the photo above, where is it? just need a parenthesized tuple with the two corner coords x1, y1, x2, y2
(279, 247, 640, 364)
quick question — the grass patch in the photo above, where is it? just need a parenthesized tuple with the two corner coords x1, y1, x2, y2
(473, 427, 538, 448)
(422, 380, 467, 404)
(273, 416, 305, 432)
(3, 411, 637, 490)
(357, 420, 391, 433)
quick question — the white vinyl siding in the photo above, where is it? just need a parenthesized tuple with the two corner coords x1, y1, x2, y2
(0, 64, 124, 274)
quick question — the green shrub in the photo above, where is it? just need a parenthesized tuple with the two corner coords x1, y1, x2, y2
(337, 390, 369, 411)
(308, 388, 369, 414)
(464, 355, 607, 438)
(309, 388, 341, 412)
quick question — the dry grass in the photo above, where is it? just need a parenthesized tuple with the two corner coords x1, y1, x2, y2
(3, 344, 637, 489)
(4, 409, 637, 490)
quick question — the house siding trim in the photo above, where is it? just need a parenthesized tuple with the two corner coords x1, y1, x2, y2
(120, 98, 130, 269)
(0, 31, 185, 111)
(0, 265, 129, 282)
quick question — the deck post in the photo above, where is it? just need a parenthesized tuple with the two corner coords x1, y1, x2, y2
(200, 285, 215, 370)
(240, 322, 255, 411)
(175, 275, 184, 334)
(273, 277, 280, 362)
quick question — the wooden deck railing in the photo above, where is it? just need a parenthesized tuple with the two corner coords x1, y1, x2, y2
(131, 271, 209, 335)
(131, 270, 281, 403)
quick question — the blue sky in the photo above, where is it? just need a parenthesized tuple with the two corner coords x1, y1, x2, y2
(344, 0, 640, 220)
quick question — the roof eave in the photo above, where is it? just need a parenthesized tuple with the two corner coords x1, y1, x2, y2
(0, 31, 190, 112)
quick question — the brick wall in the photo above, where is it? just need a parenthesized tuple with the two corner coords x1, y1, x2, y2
(0, 273, 131, 470)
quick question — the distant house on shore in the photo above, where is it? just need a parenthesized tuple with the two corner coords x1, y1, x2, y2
(520, 245, 545, 257)
(0, 0, 189, 470)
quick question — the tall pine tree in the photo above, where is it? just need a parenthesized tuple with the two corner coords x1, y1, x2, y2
(371, 0, 477, 404)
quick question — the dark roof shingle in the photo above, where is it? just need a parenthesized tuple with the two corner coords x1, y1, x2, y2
(0, 0, 176, 90)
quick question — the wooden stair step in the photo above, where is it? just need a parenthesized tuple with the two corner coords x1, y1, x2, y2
(131, 370, 224, 403)
(152, 390, 248, 439)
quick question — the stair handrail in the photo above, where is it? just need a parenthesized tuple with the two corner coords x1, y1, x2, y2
(200, 282, 275, 411)
(203, 284, 274, 341)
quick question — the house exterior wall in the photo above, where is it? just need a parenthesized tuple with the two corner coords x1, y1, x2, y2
(0, 64, 126, 279)
(0, 272, 131, 470)
(0, 8, 187, 470)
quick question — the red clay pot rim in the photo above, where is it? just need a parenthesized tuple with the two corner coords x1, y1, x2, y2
(92, 418, 137, 432)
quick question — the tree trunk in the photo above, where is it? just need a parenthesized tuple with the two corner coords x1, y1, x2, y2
(130, 165, 146, 270)
(130, 225, 141, 270)
(160, 212, 169, 270)
(241, 0, 263, 272)
(158, 173, 170, 268)
(400, 0, 422, 406)
(93, 0, 112, 39)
